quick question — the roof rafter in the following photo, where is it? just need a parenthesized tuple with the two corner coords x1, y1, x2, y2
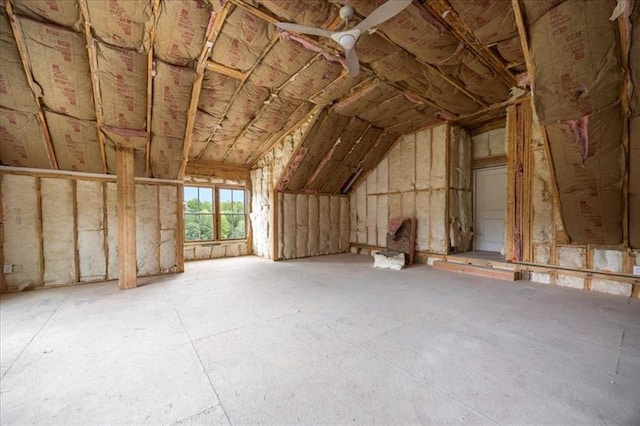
(229, 0, 460, 119)
(195, 31, 281, 162)
(4, 0, 58, 170)
(424, 0, 517, 89)
(205, 61, 246, 80)
(177, 4, 230, 179)
(78, 0, 108, 174)
(144, 0, 160, 177)
(219, 53, 323, 163)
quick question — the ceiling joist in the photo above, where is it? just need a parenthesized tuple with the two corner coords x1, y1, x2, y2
(205, 61, 247, 80)
(4, 0, 58, 170)
(178, 4, 230, 179)
(78, 0, 108, 174)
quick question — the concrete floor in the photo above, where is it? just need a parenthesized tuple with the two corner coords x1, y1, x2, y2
(1, 254, 639, 424)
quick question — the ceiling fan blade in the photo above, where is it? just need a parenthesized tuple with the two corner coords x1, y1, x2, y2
(354, 0, 412, 32)
(345, 47, 360, 76)
(274, 22, 335, 39)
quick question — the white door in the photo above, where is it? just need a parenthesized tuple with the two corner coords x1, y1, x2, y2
(474, 166, 507, 252)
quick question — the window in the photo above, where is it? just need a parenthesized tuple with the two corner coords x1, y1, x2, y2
(183, 186, 246, 242)
(219, 189, 246, 240)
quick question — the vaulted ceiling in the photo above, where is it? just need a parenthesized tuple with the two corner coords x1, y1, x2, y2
(0, 0, 526, 189)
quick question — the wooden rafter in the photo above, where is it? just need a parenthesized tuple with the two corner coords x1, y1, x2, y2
(220, 53, 323, 162)
(78, 0, 108, 174)
(511, 0, 535, 88)
(425, 0, 517, 89)
(4, 0, 58, 170)
(178, 4, 230, 179)
(229, 0, 467, 118)
(144, 0, 160, 177)
(195, 31, 280, 162)
(247, 103, 322, 166)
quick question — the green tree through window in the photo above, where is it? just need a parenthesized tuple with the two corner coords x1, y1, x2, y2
(184, 187, 214, 241)
(183, 186, 246, 242)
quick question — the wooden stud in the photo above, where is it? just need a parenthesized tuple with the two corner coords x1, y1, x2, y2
(71, 180, 80, 284)
(102, 181, 110, 279)
(176, 184, 185, 272)
(35, 177, 44, 287)
(4, 0, 58, 170)
(521, 101, 533, 263)
(78, 0, 108, 174)
(245, 178, 253, 255)
(206, 61, 247, 80)
(445, 123, 452, 254)
(426, 0, 517, 89)
(270, 188, 279, 260)
(616, 7, 631, 248)
(116, 147, 137, 290)
(178, 7, 228, 179)
(145, 0, 161, 177)
(0, 174, 5, 292)
(156, 186, 162, 272)
(505, 105, 516, 261)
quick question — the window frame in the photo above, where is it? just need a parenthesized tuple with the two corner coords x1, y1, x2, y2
(183, 184, 247, 244)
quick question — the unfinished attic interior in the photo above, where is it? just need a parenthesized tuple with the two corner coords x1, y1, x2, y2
(1, 0, 639, 423)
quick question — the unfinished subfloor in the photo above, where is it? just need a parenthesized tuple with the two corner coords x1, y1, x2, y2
(1, 254, 639, 424)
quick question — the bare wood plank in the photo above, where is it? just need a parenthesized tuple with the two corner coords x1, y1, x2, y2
(427, 0, 516, 88)
(206, 61, 247, 80)
(78, 0, 108, 174)
(433, 260, 519, 281)
(472, 155, 508, 170)
(616, 8, 631, 248)
(71, 179, 80, 283)
(4, 0, 58, 170)
(270, 189, 279, 260)
(178, 6, 228, 179)
(186, 161, 250, 181)
(35, 177, 44, 287)
(176, 184, 185, 272)
(511, 0, 535, 87)
(0, 174, 5, 292)
(521, 101, 533, 263)
(505, 104, 517, 261)
(116, 147, 137, 289)
(145, 0, 161, 177)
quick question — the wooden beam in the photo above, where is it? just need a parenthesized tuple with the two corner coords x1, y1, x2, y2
(426, 0, 517, 89)
(472, 155, 508, 170)
(145, 0, 160, 177)
(0, 174, 4, 292)
(116, 147, 137, 290)
(511, 0, 535, 88)
(616, 5, 631, 248)
(78, 0, 108, 174)
(205, 61, 247, 80)
(453, 94, 529, 128)
(178, 6, 228, 179)
(4, 0, 58, 170)
(220, 53, 323, 163)
(186, 160, 250, 181)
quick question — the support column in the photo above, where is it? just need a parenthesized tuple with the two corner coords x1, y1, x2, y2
(117, 147, 136, 289)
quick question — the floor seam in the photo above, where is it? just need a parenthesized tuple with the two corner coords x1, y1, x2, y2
(0, 289, 72, 381)
(191, 310, 301, 343)
(162, 283, 233, 426)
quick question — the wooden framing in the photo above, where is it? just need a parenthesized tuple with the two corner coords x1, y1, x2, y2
(0, 174, 4, 292)
(178, 6, 228, 179)
(205, 61, 247, 80)
(220, 53, 323, 163)
(186, 161, 250, 182)
(4, 0, 58, 170)
(444, 123, 452, 253)
(78, 0, 108, 174)
(426, 0, 517, 89)
(116, 147, 137, 290)
(145, 0, 161, 177)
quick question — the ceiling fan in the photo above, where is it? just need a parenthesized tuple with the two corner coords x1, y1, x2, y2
(274, 0, 412, 76)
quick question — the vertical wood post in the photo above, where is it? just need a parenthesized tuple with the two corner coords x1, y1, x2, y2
(117, 147, 137, 289)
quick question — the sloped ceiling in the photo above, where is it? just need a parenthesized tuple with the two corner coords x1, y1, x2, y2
(0, 0, 524, 187)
